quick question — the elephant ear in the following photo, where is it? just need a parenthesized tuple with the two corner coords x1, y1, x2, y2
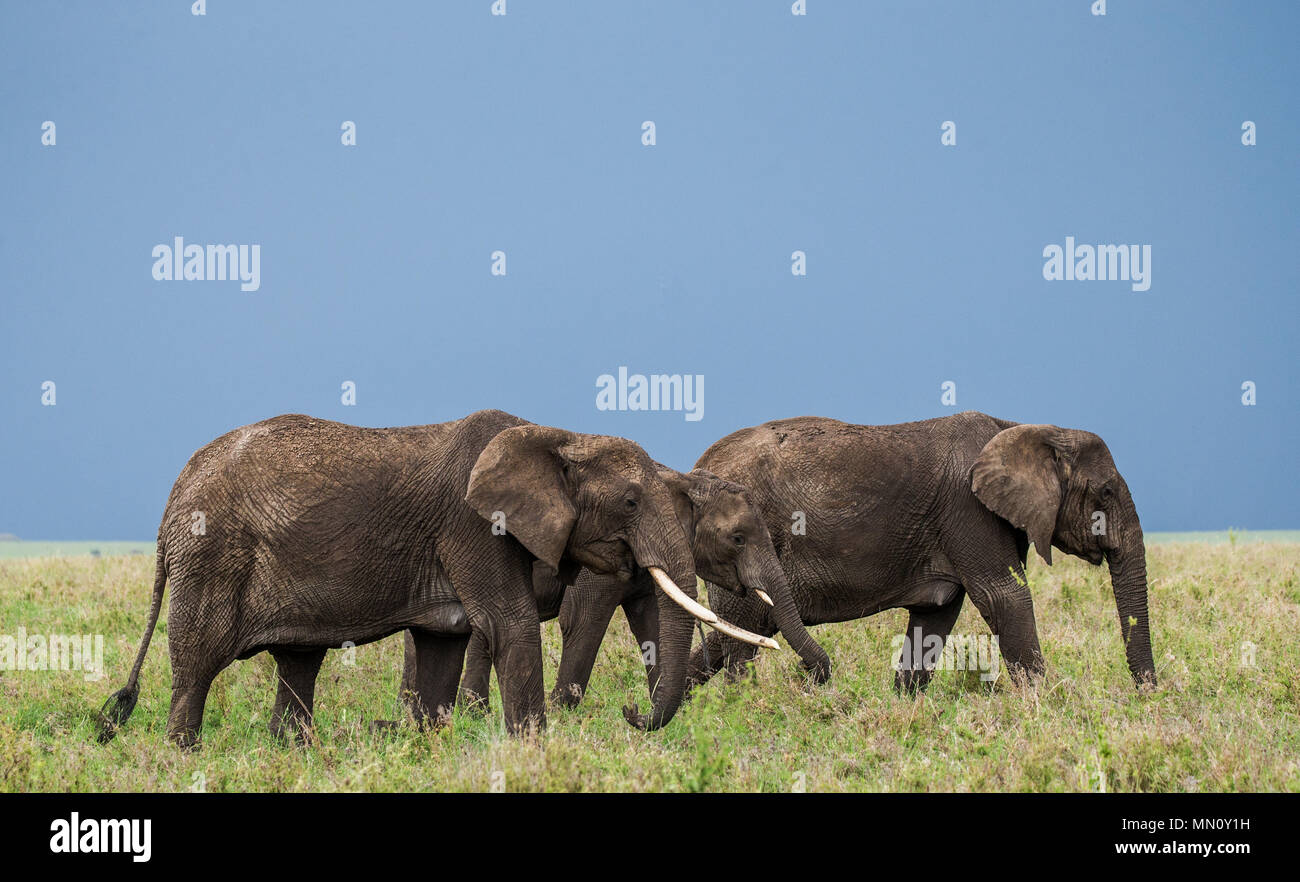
(971, 424, 1065, 564)
(655, 466, 705, 543)
(466, 425, 579, 571)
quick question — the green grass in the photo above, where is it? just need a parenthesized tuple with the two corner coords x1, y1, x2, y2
(1145, 530, 1300, 545)
(1, 543, 1297, 792)
(0, 541, 154, 559)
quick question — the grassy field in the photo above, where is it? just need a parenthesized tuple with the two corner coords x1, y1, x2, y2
(0, 541, 155, 559)
(1, 542, 1297, 792)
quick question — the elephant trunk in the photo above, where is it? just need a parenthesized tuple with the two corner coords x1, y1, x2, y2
(752, 550, 829, 683)
(636, 589, 696, 731)
(623, 521, 699, 731)
(1105, 503, 1156, 688)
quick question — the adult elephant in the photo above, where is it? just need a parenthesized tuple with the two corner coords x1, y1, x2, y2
(396, 467, 829, 729)
(686, 412, 1156, 693)
(97, 410, 760, 748)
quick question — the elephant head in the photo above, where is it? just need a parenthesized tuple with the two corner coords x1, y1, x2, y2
(661, 468, 831, 682)
(971, 423, 1156, 688)
(466, 425, 774, 730)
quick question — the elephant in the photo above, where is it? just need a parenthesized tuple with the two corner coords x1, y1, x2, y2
(96, 409, 765, 748)
(395, 467, 829, 728)
(685, 412, 1157, 694)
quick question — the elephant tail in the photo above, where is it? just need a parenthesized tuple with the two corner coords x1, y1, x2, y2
(96, 542, 167, 744)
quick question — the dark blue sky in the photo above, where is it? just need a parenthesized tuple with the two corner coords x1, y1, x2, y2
(1, 1, 1296, 538)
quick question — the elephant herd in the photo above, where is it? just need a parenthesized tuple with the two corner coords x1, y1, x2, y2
(97, 408, 1155, 749)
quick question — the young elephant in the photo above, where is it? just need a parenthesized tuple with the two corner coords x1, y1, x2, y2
(398, 468, 828, 728)
(687, 412, 1156, 693)
(97, 410, 758, 748)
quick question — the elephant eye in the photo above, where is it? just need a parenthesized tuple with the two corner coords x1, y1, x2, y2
(624, 497, 638, 512)
(732, 533, 746, 547)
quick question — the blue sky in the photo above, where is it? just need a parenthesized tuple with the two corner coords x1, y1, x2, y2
(1, 1, 1296, 538)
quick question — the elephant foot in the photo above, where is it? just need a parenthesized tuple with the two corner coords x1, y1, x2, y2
(1003, 661, 1046, 688)
(370, 715, 447, 734)
(168, 730, 203, 752)
(397, 698, 456, 732)
(417, 711, 455, 732)
(722, 661, 757, 684)
(549, 683, 584, 710)
(269, 712, 316, 745)
(1133, 669, 1158, 692)
(456, 691, 490, 715)
(893, 669, 933, 696)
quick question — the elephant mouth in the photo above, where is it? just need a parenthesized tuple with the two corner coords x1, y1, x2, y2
(706, 577, 775, 608)
(698, 567, 748, 597)
(719, 568, 775, 607)
(711, 579, 745, 596)
(572, 537, 637, 580)
(704, 572, 775, 608)
(741, 583, 774, 606)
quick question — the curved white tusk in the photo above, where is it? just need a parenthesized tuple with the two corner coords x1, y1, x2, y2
(754, 589, 774, 607)
(708, 618, 781, 651)
(649, 567, 718, 624)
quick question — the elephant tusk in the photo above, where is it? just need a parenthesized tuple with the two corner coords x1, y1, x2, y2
(754, 589, 774, 607)
(707, 618, 781, 651)
(649, 567, 718, 624)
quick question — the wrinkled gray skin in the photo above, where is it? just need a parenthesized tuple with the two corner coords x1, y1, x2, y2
(687, 412, 1156, 693)
(397, 468, 830, 722)
(97, 409, 707, 748)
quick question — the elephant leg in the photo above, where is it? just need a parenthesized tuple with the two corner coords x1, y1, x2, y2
(407, 630, 471, 728)
(397, 630, 418, 715)
(442, 546, 545, 736)
(165, 619, 231, 751)
(712, 585, 769, 683)
(167, 651, 234, 751)
(949, 538, 1045, 683)
(457, 629, 492, 711)
(622, 591, 661, 703)
(166, 678, 214, 751)
(489, 618, 545, 736)
(685, 587, 772, 694)
(894, 589, 966, 695)
(979, 589, 1045, 684)
(551, 588, 620, 709)
(686, 630, 728, 696)
(690, 632, 760, 687)
(369, 632, 421, 732)
(269, 647, 327, 741)
(721, 637, 760, 683)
